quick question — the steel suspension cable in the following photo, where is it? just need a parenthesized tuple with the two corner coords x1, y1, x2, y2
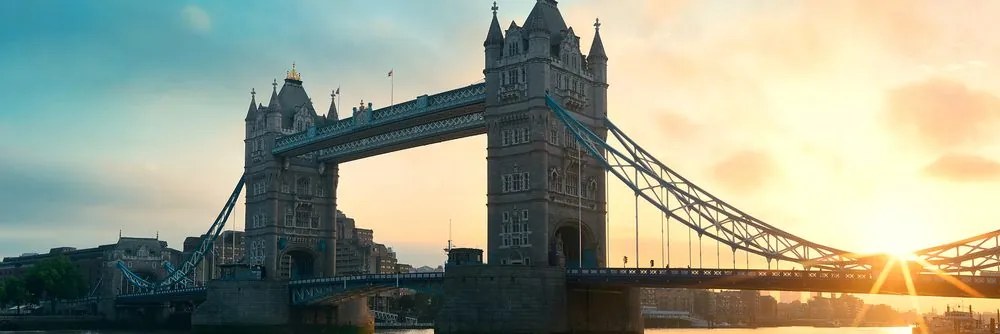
(634, 168, 639, 269)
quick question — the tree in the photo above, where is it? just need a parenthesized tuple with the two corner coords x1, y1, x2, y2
(0, 278, 6, 307)
(3, 278, 28, 314)
(24, 256, 87, 303)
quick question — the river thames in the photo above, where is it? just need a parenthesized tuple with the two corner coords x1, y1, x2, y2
(0, 327, 914, 333)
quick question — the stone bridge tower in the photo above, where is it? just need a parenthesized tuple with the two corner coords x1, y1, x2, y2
(483, 0, 609, 268)
(243, 66, 339, 280)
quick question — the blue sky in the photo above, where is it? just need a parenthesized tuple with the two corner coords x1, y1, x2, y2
(0, 0, 514, 258)
(2, 0, 1000, 312)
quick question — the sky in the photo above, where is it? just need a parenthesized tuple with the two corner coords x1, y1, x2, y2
(2, 0, 1000, 312)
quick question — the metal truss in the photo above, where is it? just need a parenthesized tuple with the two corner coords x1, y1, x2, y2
(273, 83, 486, 154)
(914, 229, 1000, 274)
(316, 112, 484, 162)
(118, 175, 245, 291)
(546, 96, 864, 271)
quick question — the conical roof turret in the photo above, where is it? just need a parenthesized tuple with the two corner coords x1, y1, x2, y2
(267, 78, 281, 112)
(589, 18, 607, 61)
(328, 89, 339, 120)
(244, 88, 258, 121)
(484, 2, 504, 47)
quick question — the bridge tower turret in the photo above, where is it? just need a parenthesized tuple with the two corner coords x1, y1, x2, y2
(483, 0, 609, 269)
(243, 66, 339, 281)
(588, 19, 608, 118)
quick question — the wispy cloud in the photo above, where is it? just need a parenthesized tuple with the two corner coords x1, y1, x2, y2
(710, 150, 779, 194)
(924, 154, 1000, 182)
(181, 4, 211, 33)
(885, 78, 1000, 150)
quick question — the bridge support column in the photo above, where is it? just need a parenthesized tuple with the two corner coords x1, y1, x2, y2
(566, 286, 642, 333)
(191, 280, 290, 334)
(192, 279, 375, 334)
(436, 265, 568, 333)
(289, 298, 373, 334)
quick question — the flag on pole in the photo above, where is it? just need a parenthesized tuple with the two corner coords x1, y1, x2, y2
(388, 69, 393, 77)
(335, 86, 340, 95)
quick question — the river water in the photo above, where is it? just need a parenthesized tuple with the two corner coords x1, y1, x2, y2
(0, 328, 913, 333)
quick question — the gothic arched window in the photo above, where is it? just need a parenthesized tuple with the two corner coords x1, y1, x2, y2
(588, 179, 598, 200)
(549, 169, 561, 192)
(296, 177, 311, 196)
(565, 161, 579, 196)
(295, 203, 313, 228)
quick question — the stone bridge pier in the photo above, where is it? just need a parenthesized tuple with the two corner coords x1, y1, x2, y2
(435, 266, 642, 334)
(191, 279, 373, 334)
(436, 249, 642, 334)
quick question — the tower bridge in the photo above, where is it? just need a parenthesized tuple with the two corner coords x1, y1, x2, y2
(104, 1, 1000, 333)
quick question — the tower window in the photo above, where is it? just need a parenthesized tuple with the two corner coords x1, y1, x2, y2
(501, 172, 530, 193)
(296, 177, 311, 196)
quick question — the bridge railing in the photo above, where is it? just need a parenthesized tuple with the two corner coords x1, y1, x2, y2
(566, 268, 999, 285)
(290, 272, 445, 286)
(117, 286, 207, 299)
(273, 83, 486, 154)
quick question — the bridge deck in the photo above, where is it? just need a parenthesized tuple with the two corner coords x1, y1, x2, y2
(116, 268, 1000, 305)
(568, 268, 1000, 298)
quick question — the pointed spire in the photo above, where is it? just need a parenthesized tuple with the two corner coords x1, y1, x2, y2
(268, 78, 282, 111)
(245, 88, 258, 121)
(328, 88, 339, 120)
(484, 1, 504, 47)
(589, 18, 607, 61)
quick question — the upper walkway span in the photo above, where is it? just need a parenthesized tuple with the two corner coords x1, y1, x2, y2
(272, 83, 486, 162)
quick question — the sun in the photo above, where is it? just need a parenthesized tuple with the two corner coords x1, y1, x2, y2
(854, 196, 935, 256)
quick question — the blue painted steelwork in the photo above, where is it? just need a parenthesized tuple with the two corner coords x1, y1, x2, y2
(544, 96, 862, 271)
(117, 176, 245, 291)
(315, 112, 484, 162)
(289, 272, 444, 306)
(273, 83, 486, 155)
(163, 261, 196, 286)
(116, 286, 207, 304)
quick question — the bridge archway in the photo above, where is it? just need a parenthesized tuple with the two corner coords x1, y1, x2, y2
(552, 222, 597, 268)
(280, 248, 318, 280)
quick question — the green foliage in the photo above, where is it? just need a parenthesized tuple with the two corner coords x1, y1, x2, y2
(23, 256, 87, 301)
(2, 277, 28, 306)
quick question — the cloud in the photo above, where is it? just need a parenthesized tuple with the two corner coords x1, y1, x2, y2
(181, 4, 212, 33)
(0, 159, 136, 226)
(924, 153, 1000, 182)
(709, 150, 778, 194)
(656, 110, 701, 141)
(885, 78, 1000, 149)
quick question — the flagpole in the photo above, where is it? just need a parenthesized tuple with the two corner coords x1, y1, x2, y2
(390, 69, 395, 111)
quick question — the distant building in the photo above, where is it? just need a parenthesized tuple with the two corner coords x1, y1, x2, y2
(779, 291, 803, 303)
(395, 263, 414, 273)
(334, 210, 399, 275)
(182, 230, 245, 282)
(413, 265, 444, 273)
(758, 294, 778, 322)
(0, 236, 182, 296)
